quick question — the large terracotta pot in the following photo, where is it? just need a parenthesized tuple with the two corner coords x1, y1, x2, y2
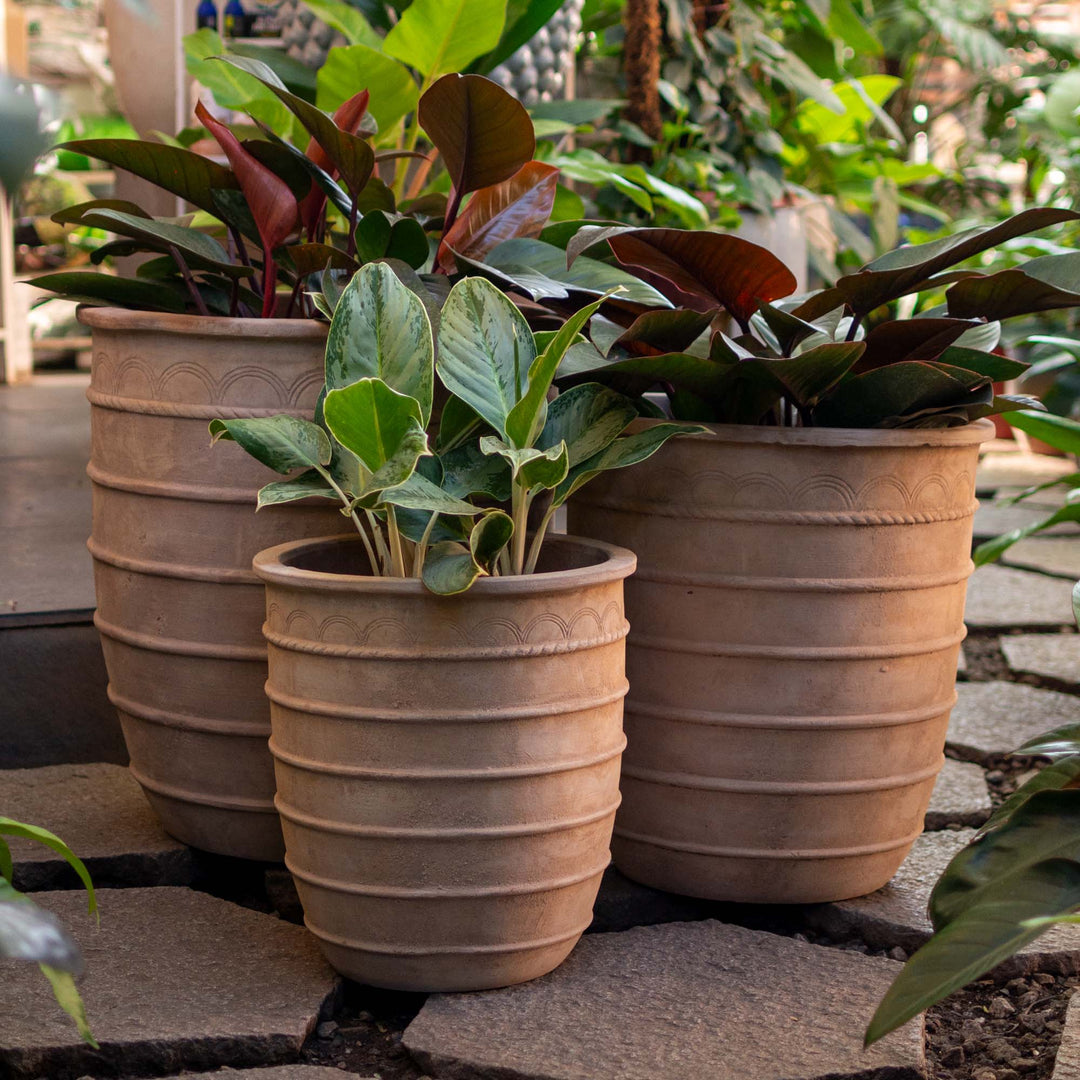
(82, 308, 340, 861)
(253, 533, 635, 991)
(568, 419, 994, 904)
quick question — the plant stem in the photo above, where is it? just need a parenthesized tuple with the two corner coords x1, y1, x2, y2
(260, 244, 277, 319)
(345, 193, 360, 260)
(317, 467, 379, 575)
(511, 484, 531, 576)
(365, 509, 392, 573)
(412, 511, 440, 578)
(168, 245, 210, 317)
(524, 505, 557, 575)
(845, 314, 862, 342)
(386, 506, 407, 577)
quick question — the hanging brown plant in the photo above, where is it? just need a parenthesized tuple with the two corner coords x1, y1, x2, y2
(624, 0, 663, 141)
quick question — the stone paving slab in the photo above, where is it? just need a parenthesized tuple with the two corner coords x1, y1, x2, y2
(404, 920, 925, 1080)
(152, 1069, 373, 1079)
(1001, 537, 1080, 581)
(0, 888, 337, 1079)
(152, 1070, 371, 1079)
(975, 451, 1076, 494)
(972, 502, 1080, 543)
(948, 682, 1079, 759)
(0, 764, 193, 891)
(964, 566, 1076, 629)
(1002, 634, 1080, 686)
(925, 758, 992, 830)
(806, 830, 1080, 975)
(1052, 993, 1080, 1079)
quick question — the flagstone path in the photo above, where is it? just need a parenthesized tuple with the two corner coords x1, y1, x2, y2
(2, 436, 1079, 1080)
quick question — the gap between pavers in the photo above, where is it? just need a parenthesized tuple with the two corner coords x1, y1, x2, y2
(146, 1069, 376, 1079)
(948, 681, 1079, 761)
(964, 566, 1076, 630)
(403, 919, 925, 1080)
(0, 763, 194, 891)
(805, 830, 1080, 976)
(1002, 634, 1080, 687)
(1002, 537, 1080, 581)
(975, 451, 1076, 495)
(0, 888, 338, 1080)
(925, 758, 991, 830)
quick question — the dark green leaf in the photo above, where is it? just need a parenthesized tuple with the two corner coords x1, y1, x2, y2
(256, 469, 338, 508)
(538, 383, 637, 467)
(422, 541, 483, 594)
(28, 272, 187, 313)
(468, 509, 514, 573)
(982, 758, 1080, 833)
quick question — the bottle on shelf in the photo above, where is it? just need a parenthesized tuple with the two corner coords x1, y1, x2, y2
(196, 0, 218, 30)
(223, 0, 252, 38)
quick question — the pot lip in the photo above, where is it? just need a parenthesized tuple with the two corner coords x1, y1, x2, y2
(254, 533, 637, 595)
(77, 306, 328, 340)
(633, 416, 996, 448)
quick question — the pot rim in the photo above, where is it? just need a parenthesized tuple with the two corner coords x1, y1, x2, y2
(254, 533, 637, 596)
(78, 306, 328, 340)
(633, 416, 996, 449)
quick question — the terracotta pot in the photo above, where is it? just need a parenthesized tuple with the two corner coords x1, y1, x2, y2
(568, 419, 994, 904)
(82, 308, 340, 861)
(254, 533, 635, 991)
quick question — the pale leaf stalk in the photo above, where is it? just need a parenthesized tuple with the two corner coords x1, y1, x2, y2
(510, 483, 531, 576)
(524, 504, 557, 575)
(364, 508, 393, 573)
(386, 505, 408, 578)
(317, 465, 380, 575)
(411, 509, 441, 577)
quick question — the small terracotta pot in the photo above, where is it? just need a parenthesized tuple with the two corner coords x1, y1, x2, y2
(82, 308, 340, 861)
(568, 419, 994, 904)
(254, 534, 635, 991)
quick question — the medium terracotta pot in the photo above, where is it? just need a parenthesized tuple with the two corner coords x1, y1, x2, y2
(568, 419, 994, 904)
(254, 533, 635, 991)
(82, 308, 340, 861)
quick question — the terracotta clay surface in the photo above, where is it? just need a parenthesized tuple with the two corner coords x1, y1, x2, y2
(82, 309, 339, 861)
(569, 419, 993, 903)
(254, 534, 635, 991)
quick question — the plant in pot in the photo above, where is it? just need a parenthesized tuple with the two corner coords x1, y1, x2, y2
(209, 261, 701, 990)
(557, 209, 1080, 904)
(33, 59, 579, 863)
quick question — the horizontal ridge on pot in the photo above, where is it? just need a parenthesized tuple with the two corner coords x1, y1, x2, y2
(568, 419, 993, 904)
(255, 533, 635, 991)
(83, 308, 340, 862)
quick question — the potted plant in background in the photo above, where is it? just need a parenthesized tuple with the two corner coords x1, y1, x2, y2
(559, 208, 1080, 904)
(210, 262, 700, 990)
(34, 50, 577, 861)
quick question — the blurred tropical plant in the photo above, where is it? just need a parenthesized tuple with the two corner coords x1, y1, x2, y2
(0, 819, 96, 1046)
(866, 579, 1080, 1046)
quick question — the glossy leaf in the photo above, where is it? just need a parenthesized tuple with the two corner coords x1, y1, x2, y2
(440, 442, 512, 501)
(256, 469, 338, 508)
(28, 272, 187, 313)
(485, 238, 670, 307)
(505, 294, 609, 450)
(422, 541, 482, 595)
(930, 789, 1080, 930)
(317, 46, 418, 134)
(437, 276, 536, 438)
(558, 348, 733, 401)
(855, 319, 978, 372)
(755, 342, 866, 411)
(836, 207, 1080, 316)
(469, 509, 514, 573)
(480, 434, 569, 491)
(324, 262, 435, 422)
(286, 243, 359, 276)
(57, 139, 239, 214)
(614, 308, 715, 356)
(981, 757, 1080, 834)
(537, 383, 637, 467)
(383, 0, 507, 77)
(438, 161, 558, 271)
(51, 198, 151, 226)
(973, 500, 1080, 567)
(380, 471, 481, 515)
(934, 346, 1028, 382)
(866, 859, 1080, 1046)
(322, 377, 426, 477)
(210, 415, 331, 473)
(418, 74, 534, 197)
(74, 208, 248, 276)
(215, 56, 375, 197)
(0, 820, 95, 911)
(948, 267, 1080, 322)
(597, 228, 798, 325)
(1007, 409, 1080, 455)
(552, 421, 706, 507)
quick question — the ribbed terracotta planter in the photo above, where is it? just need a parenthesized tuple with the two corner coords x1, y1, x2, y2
(568, 419, 994, 904)
(254, 533, 635, 991)
(82, 308, 340, 861)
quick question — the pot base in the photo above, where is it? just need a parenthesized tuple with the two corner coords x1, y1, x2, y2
(612, 838, 918, 905)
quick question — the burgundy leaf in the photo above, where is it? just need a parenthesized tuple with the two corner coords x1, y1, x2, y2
(605, 228, 797, 327)
(437, 160, 557, 272)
